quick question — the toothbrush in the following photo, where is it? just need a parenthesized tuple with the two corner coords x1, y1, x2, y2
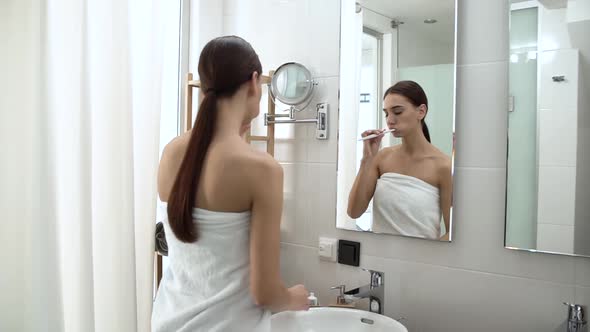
(357, 128, 395, 141)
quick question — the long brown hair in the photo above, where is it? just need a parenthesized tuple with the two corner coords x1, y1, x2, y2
(384, 80, 431, 142)
(167, 36, 262, 243)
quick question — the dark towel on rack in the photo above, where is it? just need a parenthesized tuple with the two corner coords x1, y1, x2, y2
(155, 222, 168, 256)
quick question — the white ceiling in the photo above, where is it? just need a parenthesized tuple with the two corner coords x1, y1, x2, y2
(358, 0, 456, 45)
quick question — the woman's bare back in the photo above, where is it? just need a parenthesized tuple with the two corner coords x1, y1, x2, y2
(158, 130, 277, 212)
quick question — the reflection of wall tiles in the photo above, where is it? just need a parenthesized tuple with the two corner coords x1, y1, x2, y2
(539, 7, 572, 52)
(538, 108, 578, 167)
(538, 49, 579, 111)
(537, 224, 575, 254)
(537, 166, 576, 226)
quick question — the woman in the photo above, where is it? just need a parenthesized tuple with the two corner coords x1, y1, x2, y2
(347, 81, 452, 241)
(152, 36, 309, 332)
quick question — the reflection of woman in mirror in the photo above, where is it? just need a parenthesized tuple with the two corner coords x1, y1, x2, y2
(153, 36, 309, 332)
(347, 81, 452, 241)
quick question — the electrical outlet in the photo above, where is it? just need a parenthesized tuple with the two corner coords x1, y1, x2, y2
(318, 237, 338, 262)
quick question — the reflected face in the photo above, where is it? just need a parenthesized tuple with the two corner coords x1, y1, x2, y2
(383, 93, 426, 138)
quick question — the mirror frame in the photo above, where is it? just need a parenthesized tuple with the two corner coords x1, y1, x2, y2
(504, 0, 590, 258)
(270, 62, 315, 106)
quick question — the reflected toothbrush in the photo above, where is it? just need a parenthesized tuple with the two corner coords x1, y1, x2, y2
(357, 128, 395, 141)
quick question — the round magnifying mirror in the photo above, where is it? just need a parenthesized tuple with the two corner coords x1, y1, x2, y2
(270, 62, 315, 106)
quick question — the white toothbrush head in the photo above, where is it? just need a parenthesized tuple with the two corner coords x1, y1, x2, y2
(357, 128, 395, 141)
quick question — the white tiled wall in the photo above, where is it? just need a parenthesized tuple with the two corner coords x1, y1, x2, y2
(536, 30, 579, 253)
(191, 0, 590, 330)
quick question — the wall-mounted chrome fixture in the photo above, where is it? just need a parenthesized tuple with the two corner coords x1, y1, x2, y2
(390, 19, 404, 28)
(552, 75, 566, 82)
(342, 269, 385, 315)
(265, 62, 328, 140)
(564, 303, 586, 332)
(355, 2, 362, 13)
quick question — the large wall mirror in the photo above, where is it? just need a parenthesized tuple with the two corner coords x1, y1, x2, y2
(336, 0, 457, 241)
(505, 0, 590, 257)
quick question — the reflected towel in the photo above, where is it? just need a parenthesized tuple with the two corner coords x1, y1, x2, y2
(372, 173, 441, 239)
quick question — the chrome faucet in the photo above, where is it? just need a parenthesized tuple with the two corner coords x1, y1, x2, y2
(343, 269, 385, 314)
(564, 303, 586, 332)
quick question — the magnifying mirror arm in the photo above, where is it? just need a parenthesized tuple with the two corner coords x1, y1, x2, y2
(264, 103, 329, 140)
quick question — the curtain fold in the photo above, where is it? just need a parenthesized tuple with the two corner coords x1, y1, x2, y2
(1, 0, 164, 331)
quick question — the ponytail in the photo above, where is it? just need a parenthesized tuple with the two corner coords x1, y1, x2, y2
(166, 35, 262, 243)
(421, 119, 431, 143)
(167, 90, 218, 243)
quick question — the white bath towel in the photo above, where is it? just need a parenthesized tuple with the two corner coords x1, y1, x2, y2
(152, 205, 270, 332)
(372, 172, 442, 239)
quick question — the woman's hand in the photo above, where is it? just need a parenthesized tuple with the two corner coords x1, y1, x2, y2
(361, 129, 385, 159)
(287, 284, 310, 311)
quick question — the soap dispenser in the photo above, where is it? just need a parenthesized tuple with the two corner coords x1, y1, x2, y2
(308, 292, 319, 306)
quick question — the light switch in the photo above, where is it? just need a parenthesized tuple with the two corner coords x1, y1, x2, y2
(318, 237, 338, 262)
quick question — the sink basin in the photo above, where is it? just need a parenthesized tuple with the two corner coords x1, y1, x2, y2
(271, 307, 408, 332)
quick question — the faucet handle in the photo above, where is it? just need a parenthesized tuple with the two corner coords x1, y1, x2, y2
(330, 285, 348, 304)
(362, 268, 384, 287)
(330, 285, 346, 296)
(564, 302, 586, 323)
(361, 268, 384, 276)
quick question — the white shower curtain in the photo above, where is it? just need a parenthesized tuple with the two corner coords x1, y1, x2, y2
(1, 0, 164, 331)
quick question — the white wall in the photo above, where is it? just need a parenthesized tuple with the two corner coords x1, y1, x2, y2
(536, 48, 579, 254)
(361, 9, 397, 86)
(535, 5, 586, 254)
(567, 0, 590, 256)
(567, 0, 590, 22)
(359, 3, 454, 68)
(398, 27, 454, 68)
(191, 0, 590, 330)
(0, 1, 38, 330)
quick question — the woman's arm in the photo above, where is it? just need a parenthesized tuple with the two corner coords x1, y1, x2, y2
(248, 157, 309, 312)
(347, 156, 381, 218)
(347, 130, 385, 219)
(438, 162, 453, 241)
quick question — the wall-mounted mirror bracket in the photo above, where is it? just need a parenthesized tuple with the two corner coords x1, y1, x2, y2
(264, 103, 328, 140)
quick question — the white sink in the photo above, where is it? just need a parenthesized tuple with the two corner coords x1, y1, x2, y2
(271, 307, 408, 332)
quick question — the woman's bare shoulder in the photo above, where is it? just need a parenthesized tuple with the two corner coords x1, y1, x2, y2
(229, 145, 283, 178)
(157, 132, 192, 200)
(161, 132, 191, 162)
(377, 144, 402, 158)
(430, 148, 452, 175)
